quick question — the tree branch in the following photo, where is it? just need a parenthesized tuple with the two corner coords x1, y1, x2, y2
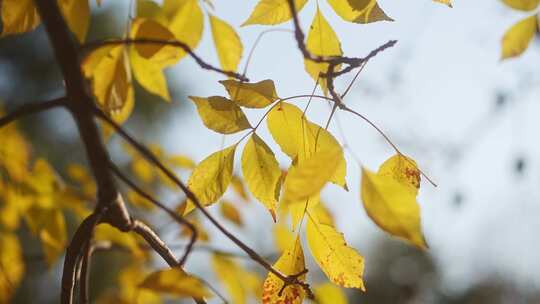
(132, 220, 179, 267)
(81, 38, 248, 81)
(0, 97, 67, 128)
(94, 107, 313, 297)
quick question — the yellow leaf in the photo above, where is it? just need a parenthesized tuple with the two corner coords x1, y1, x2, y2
(127, 190, 156, 210)
(66, 163, 96, 197)
(94, 223, 146, 258)
(219, 79, 280, 108)
(241, 134, 281, 220)
(352, 2, 393, 24)
(0, 117, 31, 183)
(137, 0, 168, 23)
(168, 154, 196, 169)
(314, 283, 348, 304)
(210, 14, 243, 72)
(28, 158, 61, 209)
(262, 236, 305, 304)
(502, 0, 540, 10)
(267, 102, 347, 189)
(189, 96, 251, 134)
(0, 185, 32, 230)
(305, 9, 342, 94)
(38, 208, 67, 267)
(273, 223, 295, 253)
(314, 200, 336, 226)
(0, 0, 40, 37)
(326, 0, 393, 24)
(288, 195, 319, 231)
(115, 264, 161, 304)
(0, 232, 24, 303)
(184, 145, 237, 215)
(60, 0, 90, 42)
(242, 0, 308, 26)
(282, 148, 341, 204)
(306, 214, 365, 289)
(231, 175, 250, 201)
(501, 15, 537, 60)
(130, 154, 155, 184)
(212, 254, 248, 304)
(360, 154, 427, 249)
(139, 268, 211, 299)
(433, 0, 453, 7)
(220, 200, 243, 226)
(131, 17, 180, 67)
(82, 45, 134, 128)
(163, 0, 204, 60)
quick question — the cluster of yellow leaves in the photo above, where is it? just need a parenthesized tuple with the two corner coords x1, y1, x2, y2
(500, 0, 540, 59)
(1, 0, 89, 41)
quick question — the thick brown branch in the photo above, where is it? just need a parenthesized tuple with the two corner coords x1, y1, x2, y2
(0, 97, 66, 128)
(81, 38, 248, 81)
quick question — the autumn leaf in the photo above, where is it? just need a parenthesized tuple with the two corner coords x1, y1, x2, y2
(60, 0, 90, 42)
(267, 102, 347, 189)
(184, 144, 237, 215)
(314, 282, 348, 304)
(0, 232, 25, 303)
(163, 0, 204, 58)
(231, 175, 250, 201)
(220, 79, 280, 108)
(210, 14, 243, 72)
(262, 237, 306, 304)
(305, 8, 343, 94)
(25, 207, 67, 267)
(502, 0, 540, 11)
(190, 96, 252, 134)
(212, 254, 248, 304)
(139, 267, 211, 299)
(94, 223, 146, 258)
(273, 223, 295, 253)
(360, 154, 427, 249)
(0, 0, 40, 37)
(501, 15, 538, 60)
(220, 200, 243, 226)
(327, 0, 393, 23)
(241, 134, 282, 220)
(242, 0, 309, 26)
(281, 146, 341, 204)
(306, 214, 365, 289)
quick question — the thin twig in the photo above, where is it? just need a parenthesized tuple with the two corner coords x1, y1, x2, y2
(132, 220, 179, 267)
(0, 97, 66, 128)
(80, 38, 248, 81)
(108, 162, 197, 266)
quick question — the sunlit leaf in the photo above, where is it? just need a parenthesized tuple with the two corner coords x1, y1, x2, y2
(306, 214, 365, 289)
(60, 0, 91, 42)
(140, 268, 211, 299)
(231, 175, 250, 201)
(210, 14, 243, 72)
(314, 282, 348, 304)
(212, 254, 248, 304)
(262, 237, 305, 304)
(190, 96, 252, 134)
(327, 0, 393, 23)
(184, 145, 237, 215)
(501, 15, 537, 60)
(433, 0, 453, 7)
(352, 2, 393, 23)
(242, 134, 282, 220)
(242, 0, 308, 26)
(360, 154, 427, 249)
(502, 0, 540, 11)
(273, 223, 295, 253)
(305, 9, 342, 94)
(220, 200, 243, 227)
(220, 79, 280, 108)
(94, 223, 146, 258)
(0, 0, 40, 37)
(0, 233, 24, 303)
(164, 0, 204, 60)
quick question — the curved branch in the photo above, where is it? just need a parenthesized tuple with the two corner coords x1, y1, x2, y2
(80, 38, 248, 82)
(132, 220, 179, 267)
(0, 97, 67, 128)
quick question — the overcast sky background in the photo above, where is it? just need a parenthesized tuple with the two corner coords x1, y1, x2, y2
(97, 0, 540, 299)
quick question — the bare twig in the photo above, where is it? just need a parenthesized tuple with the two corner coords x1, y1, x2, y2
(0, 97, 66, 128)
(132, 220, 179, 267)
(80, 38, 248, 81)
(108, 162, 197, 265)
